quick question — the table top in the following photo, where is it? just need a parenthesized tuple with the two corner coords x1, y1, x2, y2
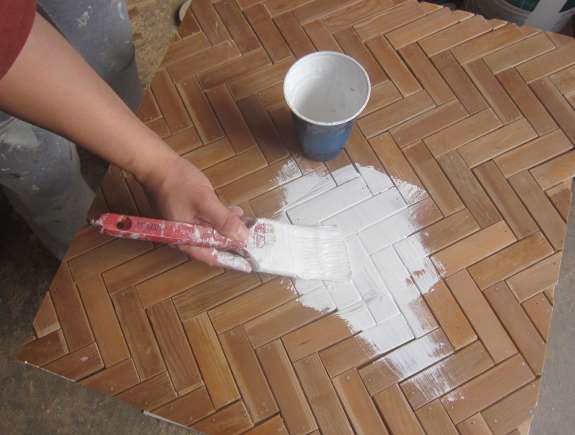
(19, 0, 575, 433)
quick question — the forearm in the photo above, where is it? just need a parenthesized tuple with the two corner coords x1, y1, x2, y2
(0, 13, 176, 185)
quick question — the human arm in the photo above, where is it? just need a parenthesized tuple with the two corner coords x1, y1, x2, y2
(0, 12, 250, 269)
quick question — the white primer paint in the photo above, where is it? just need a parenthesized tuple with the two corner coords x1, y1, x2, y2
(212, 249, 252, 273)
(283, 51, 371, 126)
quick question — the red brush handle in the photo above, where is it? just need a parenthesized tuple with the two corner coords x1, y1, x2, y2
(92, 213, 246, 251)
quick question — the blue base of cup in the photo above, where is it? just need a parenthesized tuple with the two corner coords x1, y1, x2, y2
(292, 114, 354, 161)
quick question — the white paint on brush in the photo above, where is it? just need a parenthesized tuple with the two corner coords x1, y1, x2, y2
(212, 249, 252, 273)
(245, 219, 351, 282)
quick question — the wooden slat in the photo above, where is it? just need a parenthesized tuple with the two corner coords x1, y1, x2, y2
(112, 288, 165, 380)
(468, 233, 553, 290)
(401, 341, 494, 409)
(509, 170, 566, 250)
(152, 386, 215, 427)
(400, 43, 454, 105)
(518, 41, 575, 83)
(446, 270, 517, 363)
(432, 51, 488, 114)
(497, 68, 557, 135)
(335, 369, 391, 434)
(507, 252, 563, 302)
(82, 359, 140, 396)
(417, 400, 459, 435)
(33, 293, 59, 338)
(19, 329, 68, 367)
(50, 265, 94, 352)
(474, 161, 538, 239)
(358, 91, 435, 138)
(424, 110, 501, 157)
(214, 0, 260, 53)
(459, 118, 537, 168)
(484, 32, 555, 74)
(294, 354, 355, 435)
(386, 7, 462, 49)
(220, 327, 278, 422)
(452, 24, 525, 65)
(431, 220, 515, 277)
(319, 315, 415, 376)
(194, 401, 253, 434)
(116, 372, 177, 411)
(44, 343, 104, 381)
(334, 28, 388, 85)
(77, 277, 129, 367)
(359, 329, 454, 395)
(464, 59, 522, 124)
(191, 0, 231, 44)
(257, 340, 317, 434)
(484, 282, 546, 375)
(523, 294, 552, 340)
(531, 78, 575, 144)
(244, 289, 336, 348)
(275, 11, 316, 58)
(441, 354, 535, 423)
(375, 384, 425, 434)
(495, 130, 572, 178)
(366, 35, 420, 96)
(404, 142, 464, 215)
(183, 313, 239, 408)
(354, 0, 425, 42)
(482, 380, 540, 435)
(420, 15, 491, 56)
(438, 152, 502, 228)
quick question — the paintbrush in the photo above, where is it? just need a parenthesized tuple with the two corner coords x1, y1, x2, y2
(92, 213, 351, 282)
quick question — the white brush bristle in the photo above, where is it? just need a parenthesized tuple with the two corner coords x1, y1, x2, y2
(246, 219, 351, 282)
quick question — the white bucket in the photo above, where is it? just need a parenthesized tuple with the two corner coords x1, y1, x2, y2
(465, 0, 575, 32)
(283, 51, 371, 126)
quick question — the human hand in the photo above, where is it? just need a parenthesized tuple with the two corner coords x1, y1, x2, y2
(142, 154, 252, 273)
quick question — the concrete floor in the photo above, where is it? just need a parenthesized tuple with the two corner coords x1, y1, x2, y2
(530, 182, 575, 435)
(0, 1, 574, 434)
(128, 0, 183, 86)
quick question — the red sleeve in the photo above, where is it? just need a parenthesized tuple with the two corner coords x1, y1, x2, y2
(0, 0, 36, 80)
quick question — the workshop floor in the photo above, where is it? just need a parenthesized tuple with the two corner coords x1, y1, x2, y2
(1, 1, 575, 435)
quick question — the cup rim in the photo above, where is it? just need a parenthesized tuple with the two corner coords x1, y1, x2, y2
(283, 51, 372, 127)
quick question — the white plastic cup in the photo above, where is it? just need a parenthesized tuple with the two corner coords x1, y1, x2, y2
(283, 51, 371, 161)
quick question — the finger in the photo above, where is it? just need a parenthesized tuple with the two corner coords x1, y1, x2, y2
(229, 206, 244, 217)
(197, 192, 249, 240)
(178, 245, 252, 273)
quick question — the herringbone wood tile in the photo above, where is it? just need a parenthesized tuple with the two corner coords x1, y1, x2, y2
(19, 1, 575, 433)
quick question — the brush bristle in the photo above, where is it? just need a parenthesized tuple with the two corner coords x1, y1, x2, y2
(246, 219, 351, 282)
(288, 226, 351, 281)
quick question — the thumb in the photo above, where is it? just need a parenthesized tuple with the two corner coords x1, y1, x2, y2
(197, 192, 249, 241)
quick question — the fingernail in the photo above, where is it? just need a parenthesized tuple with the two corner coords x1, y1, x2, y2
(235, 224, 249, 241)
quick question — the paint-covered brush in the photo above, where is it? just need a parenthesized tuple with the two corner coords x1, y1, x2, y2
(92, 213, 351, 282)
